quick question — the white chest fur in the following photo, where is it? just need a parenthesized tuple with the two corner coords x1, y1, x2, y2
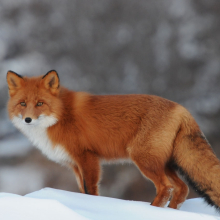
(12, 115, 72, 165)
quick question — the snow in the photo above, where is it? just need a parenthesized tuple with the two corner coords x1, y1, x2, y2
(0, 194, 88, 220)
(0, 188, 219, 220)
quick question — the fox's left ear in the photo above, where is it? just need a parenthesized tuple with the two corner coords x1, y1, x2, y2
(42, 70, 60, 95)
(7, 71, 24, 97)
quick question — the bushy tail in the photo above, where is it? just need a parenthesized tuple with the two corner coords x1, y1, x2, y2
(173, 111, 220, 210)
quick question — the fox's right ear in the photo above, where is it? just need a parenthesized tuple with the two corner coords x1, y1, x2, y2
(7, 71, 24, 97)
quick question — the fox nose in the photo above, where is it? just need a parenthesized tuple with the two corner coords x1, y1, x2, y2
(25, 117, 32, 123)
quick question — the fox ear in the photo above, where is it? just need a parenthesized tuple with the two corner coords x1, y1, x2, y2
(7, 71, 24, 97)
(42, 70, 60, 95)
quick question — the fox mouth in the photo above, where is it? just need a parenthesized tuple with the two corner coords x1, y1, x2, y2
(22, 122, 36, 126)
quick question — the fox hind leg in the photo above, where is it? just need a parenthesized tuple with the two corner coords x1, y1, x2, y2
(165, 166, 189, 209)
(131, 153, 174, 207)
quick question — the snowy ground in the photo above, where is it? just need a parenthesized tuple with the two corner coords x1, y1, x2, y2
(0, 188, 219, 220)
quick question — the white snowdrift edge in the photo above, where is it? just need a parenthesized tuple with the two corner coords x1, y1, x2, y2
(0, 188, 219, 220)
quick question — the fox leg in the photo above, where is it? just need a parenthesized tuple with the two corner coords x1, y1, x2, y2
(165, 166, 189, 209)
(131, 153, 173, 207)
(72, 164, 85, 193)
(74, 151, 101, 196)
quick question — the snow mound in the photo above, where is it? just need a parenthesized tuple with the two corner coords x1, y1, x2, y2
(0, 188, 219, 220)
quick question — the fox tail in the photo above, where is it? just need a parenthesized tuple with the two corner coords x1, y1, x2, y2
(173, 111, 220, 210)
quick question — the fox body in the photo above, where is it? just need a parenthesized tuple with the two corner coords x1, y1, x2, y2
(7, 70, 220, 210)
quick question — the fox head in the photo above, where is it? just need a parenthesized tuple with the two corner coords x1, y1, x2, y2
(7, 70, 62, 129)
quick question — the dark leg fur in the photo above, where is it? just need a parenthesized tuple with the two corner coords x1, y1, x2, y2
(83, 179, 89, 195)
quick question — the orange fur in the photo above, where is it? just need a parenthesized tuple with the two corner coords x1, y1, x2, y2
(7, 70, 220, 210)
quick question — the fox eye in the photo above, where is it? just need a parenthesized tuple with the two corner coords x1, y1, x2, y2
(37, 102, 43, 106)
(20, 102, 26, 106)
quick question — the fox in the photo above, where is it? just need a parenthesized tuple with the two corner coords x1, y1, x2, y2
(6, 70, 220, 210)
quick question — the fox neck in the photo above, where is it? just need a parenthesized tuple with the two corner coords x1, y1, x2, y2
(11, 115, 72, 165)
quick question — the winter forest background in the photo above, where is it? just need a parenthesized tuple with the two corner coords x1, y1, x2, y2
(0, 0, 220, 202)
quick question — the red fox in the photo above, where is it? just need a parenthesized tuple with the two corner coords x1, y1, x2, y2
(7, 70, 220, 210)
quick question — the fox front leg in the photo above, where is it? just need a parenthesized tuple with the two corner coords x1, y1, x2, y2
(74, 151, 101, 195)
(72, 164, 86, 194)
